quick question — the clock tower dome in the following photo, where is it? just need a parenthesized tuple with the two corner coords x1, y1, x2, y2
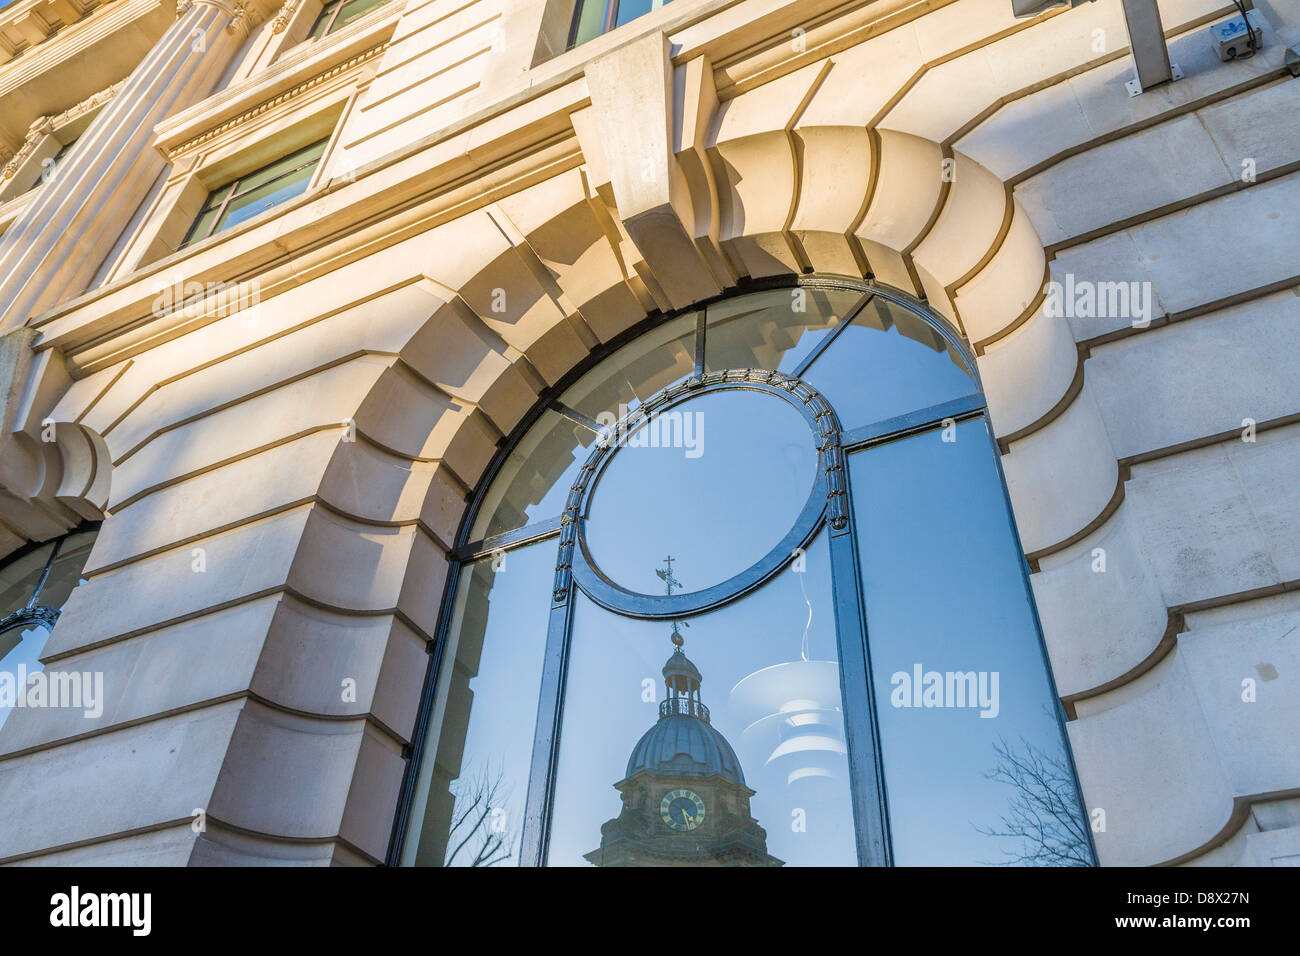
(584, 625, 782, 867)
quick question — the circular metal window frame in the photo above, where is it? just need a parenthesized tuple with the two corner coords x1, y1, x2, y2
(557, 368, 847, 619)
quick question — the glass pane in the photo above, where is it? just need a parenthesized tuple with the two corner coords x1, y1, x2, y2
(0, 543, 54, 620)
(36, 530, 96, 610)
(704, 287, 863, 374)
(802, 297, 974, 431)
(332, 0, 388, 32)
(308, 1, 342, 38)
(585, 389, 817, 594)
(613, 0, 671, 30)
(850, 418, 1091, 866)
(182, 202, 223, 247)
(470, 410, 599, 542)
(0, 621, 53, 731)
(558, 312, 697, 423)
(402, 543, 554, 866)
(215, 163, 317, 234)
(231, 140, 328, 195)
(570, 0, 607, 46)
(549, 531, 856, 866)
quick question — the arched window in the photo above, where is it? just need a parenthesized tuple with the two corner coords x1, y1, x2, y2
(0, 526, 98, 730)
(394, 280, 1095, 867)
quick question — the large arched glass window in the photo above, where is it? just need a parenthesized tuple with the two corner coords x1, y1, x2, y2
(0, 526, 98, 731)
(394, 280, 1095, 867)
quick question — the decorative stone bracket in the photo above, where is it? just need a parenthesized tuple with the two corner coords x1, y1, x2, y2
(0, 329, 110, 559)
(573, 32, 728, 312)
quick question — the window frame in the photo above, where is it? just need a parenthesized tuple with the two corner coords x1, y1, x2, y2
(566, 0, 672, 49)
(179, 139, 329, 249)
(0, 523, 100, 656)
(307, 0, 390, 40)
(389, 275, 1096, 867)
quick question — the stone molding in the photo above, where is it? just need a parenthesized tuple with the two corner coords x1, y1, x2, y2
(161, 43, 388, 160)
(270, 0, 301, 33)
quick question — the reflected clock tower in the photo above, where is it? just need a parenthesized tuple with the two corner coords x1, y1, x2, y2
(584, 567, 782, 866)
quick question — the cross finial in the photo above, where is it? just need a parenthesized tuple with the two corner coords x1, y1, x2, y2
(655, 554, 681, 596)
(655, 555, 688, 648)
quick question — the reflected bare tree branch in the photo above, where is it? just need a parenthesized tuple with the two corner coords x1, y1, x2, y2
(974, 734, 1092, 867)
(445, 763, 516, 867)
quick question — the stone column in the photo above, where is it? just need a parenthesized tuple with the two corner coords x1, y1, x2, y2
(0, 0, 272, 331)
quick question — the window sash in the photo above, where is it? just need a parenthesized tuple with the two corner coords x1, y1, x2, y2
(308, 0, 389, 39)
(181, 139, 328, 248)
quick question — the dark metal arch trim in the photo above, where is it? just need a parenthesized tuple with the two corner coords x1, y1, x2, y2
(554, 368, 846, 619)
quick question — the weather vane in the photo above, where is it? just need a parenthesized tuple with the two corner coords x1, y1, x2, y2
(655, 555, 689, 648)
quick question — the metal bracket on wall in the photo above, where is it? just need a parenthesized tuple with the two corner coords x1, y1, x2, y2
(1121, 0, 1182, 96)
(1127, 61, 1184, 96)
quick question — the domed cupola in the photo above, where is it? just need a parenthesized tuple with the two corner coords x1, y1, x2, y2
(623, 624, 747, 786)
(584, 557, 781, 866)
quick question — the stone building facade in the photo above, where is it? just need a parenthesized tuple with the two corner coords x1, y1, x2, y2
(0, 0, 1297, 866)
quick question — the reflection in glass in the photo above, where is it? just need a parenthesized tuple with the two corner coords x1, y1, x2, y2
(0, 622, 52, 731)
(402, 544, 553, 865)
(470, 411, 599, 542)
(0, 529, 96, 729)
(549, 532, 856, 866)
(569, 0, 608, 47)
(569, 0, 676, 46)
(558, 312, 697, 423)
(850, 418, 1091, 866)
(585, 389, 816, 595)
(0, 543, 55, 620)
(37, 530, 96, 611)
(181, 140, 327, 248)
(704, 287, 862, 374)
(802, 297, 973, 431)
(614, 0, 671, 30)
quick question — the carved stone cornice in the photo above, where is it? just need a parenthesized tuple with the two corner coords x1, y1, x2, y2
(161, 42, 387, 160)
(1, 81, 124, 183)
(51, 77, 125, 127)
(1, 116, 52, 182)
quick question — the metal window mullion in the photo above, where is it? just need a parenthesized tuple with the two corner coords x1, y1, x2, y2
(829, 502, 892, 866)
(324, 0, 347, 35)
(455, 515, 563, 562)
(693, 310, 706, 378)
(790, 291, 875, 379)
(204, 180, 240, 240)
(549, 401, 603, 435)
(226, 154, 321, 203)
(519, 587, 576, 866)
(24, 538, 60, 611)
(841, 392, 986, 451)
(602, 0, 619, 35)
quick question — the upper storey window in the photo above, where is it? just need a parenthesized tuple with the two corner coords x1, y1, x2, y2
(307, 0, 393, 39)
(569, 0, 675, 48)
(181, 139, 328, 248)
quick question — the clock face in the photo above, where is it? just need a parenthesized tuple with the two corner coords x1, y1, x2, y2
(660, 789, 706, 831)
